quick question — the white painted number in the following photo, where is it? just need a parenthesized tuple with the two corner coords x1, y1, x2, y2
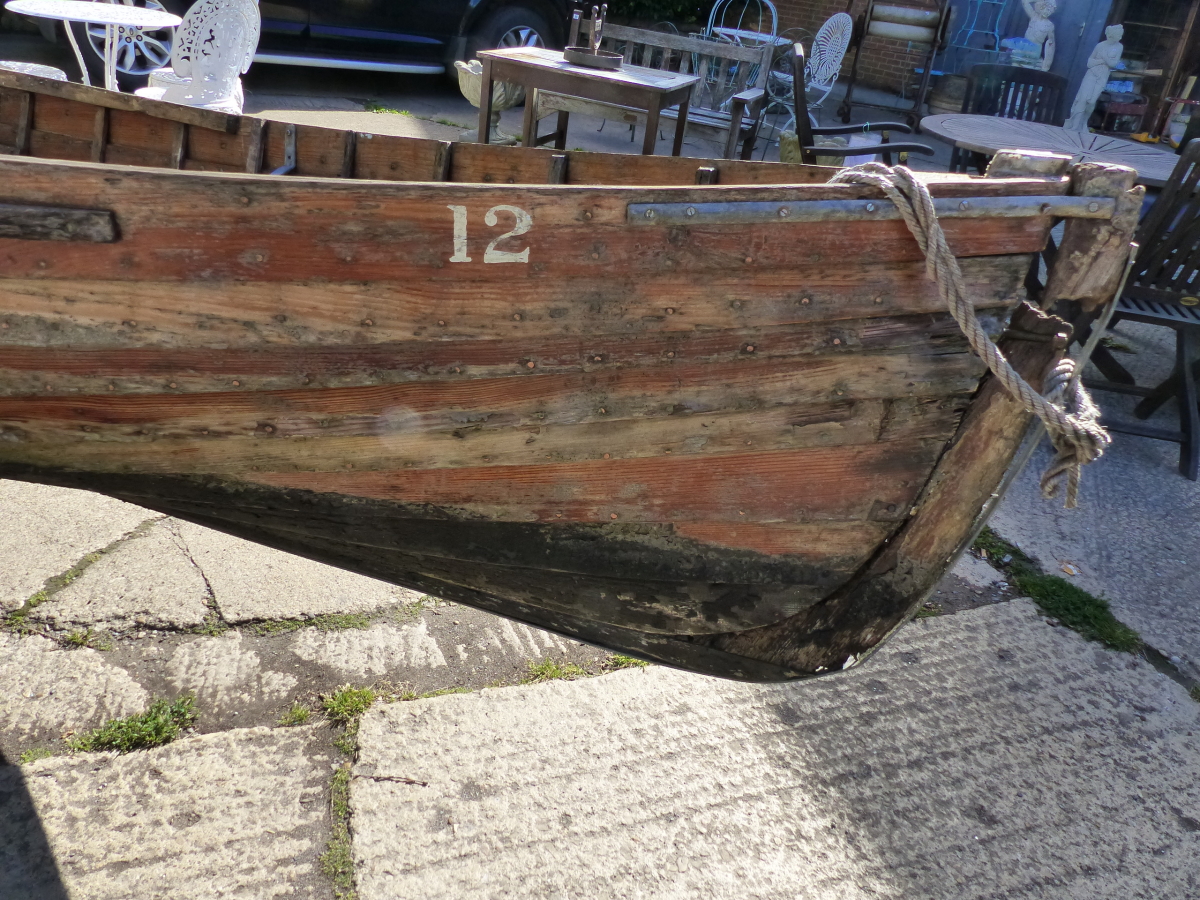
(447, 205, 532, 264)
(447, 204, 471, 262)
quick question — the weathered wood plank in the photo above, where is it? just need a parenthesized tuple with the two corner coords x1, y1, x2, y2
(0, 203, 117, 243)
(31, 94, 95, 141)
(246, 440, 941, 523)
(0, 66, 242, 133)
(90, 107, 107, 163)
(0, 257, 1024, 352)
(0, 396, 968, 476)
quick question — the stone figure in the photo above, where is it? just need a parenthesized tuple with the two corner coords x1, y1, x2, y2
(1021, 0, 1057, 71)
(1065, 24, 1124, 131)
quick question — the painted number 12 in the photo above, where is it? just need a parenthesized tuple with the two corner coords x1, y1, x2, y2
(448, 205, 532, 264)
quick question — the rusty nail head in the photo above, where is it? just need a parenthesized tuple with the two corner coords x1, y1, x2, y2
(526, 361, 535, 369)
(599, 407, 607, 414)
(232, 380, 240, 386)
(169, 382, 177, 388)
(874, 295, 883, 303)
(833, 338, 841, 345)
(666, 307, 675, 314)
(438, 320, 446, 326)
(800, 297, 811, 305)
(610, 513, 618, 519)
(666, 351, 675, 358)
(513, 313, 521, 321)
(745, 344, 755, 352)
(744, 257, 753, 263)
(603, 453, 610, 459)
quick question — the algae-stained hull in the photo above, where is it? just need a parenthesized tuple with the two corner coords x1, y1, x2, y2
(0, 70, 1133, 679)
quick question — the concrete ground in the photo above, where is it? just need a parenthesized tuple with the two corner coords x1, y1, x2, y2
(2, 25, 1199, 900)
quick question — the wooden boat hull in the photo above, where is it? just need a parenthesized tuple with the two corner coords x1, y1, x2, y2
(0, 71, 1138, 679)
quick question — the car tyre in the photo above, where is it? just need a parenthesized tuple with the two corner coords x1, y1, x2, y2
(65, 0, 189, 92)
(467, 5, 557, 60)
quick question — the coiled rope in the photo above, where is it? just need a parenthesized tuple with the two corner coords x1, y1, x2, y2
(828, 163, 1110, 508)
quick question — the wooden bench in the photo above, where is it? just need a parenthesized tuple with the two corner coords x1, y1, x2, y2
(536, 23, 773, 159)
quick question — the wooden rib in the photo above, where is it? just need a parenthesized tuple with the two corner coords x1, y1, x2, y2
(340, 129, 356, 178)
(0, 257, 1025, 351)
(244, 117, 265, 173)
(11, 91, 32, 155)
(246, 441, 941, 523)
(168, 121, 186, 169)
(433, 140, 453, 181)
(548, 153, 568, 184)
(90, 107, 107, 163)
(696, 166, 717, 185)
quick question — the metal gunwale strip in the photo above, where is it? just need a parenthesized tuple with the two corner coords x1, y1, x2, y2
(626, 196, 1116, 226)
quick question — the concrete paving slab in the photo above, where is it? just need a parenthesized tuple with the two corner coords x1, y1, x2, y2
(0, 725, 334, 899)
(174, 520, 419, 623)
(29, 521, 212, 631)
(167, 631, 299, 715)
(353, 599, 1200, 900)
(0, 481, 157, 613)
(992, 323, 1200, 680)
(950, 553, 1005, 588)
(0, 633, 148, 743)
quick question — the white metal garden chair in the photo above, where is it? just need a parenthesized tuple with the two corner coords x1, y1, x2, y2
(704, 0, 778, 46)
(766, 12, 853, 132)
(134, 0, 260, 115)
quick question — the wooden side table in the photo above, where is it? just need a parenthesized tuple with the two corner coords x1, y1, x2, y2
(476, 46, 700, 156)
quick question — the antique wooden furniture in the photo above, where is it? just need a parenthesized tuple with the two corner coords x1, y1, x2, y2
(1086, 141, 1200, 479)
(0, 67, 1138, 681)
(783, 43, 933, 166)
(920, 113, 1180, 187)
(947, 64, 1067, 173)
(477, 46, 699, 156)
(533, 22, 772, 160)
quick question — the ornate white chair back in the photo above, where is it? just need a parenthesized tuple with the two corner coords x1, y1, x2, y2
(160, 0, 260, 112)
(805, 12, 853, 109)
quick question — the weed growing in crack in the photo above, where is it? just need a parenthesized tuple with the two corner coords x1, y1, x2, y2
(1191, 685, 1200, 703)
(18, 747, 54, 764)
(605, 654, 650, 670)
(914, 602, 943, 619)
(61, 628, 112, 650)
(401, 686, 473, 701)
(67, 695, 197, 753)
(392, 595, 450, 621)
(321, 685, 380, 756)
(320, 763, 357, 900)
(364, 101, 412, 116)
(278, 702, 312, 726)
(970, 528, 1141, 652)
(521, 658, 587, 684)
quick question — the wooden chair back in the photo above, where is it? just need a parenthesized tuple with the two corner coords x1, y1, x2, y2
(578, 21, 771, 112)
(961, 64, 1067, 125)
(1127, 140, 1200, 305)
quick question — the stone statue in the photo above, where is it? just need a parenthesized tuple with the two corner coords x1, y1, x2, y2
(1021, 0, 1057, 71)
(1065, 24, 1124, 131)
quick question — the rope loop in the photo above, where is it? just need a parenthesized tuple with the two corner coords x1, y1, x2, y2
(828, 162, 1110, 508)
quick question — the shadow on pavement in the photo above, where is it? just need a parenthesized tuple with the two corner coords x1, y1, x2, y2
(0, 749, 69, 900)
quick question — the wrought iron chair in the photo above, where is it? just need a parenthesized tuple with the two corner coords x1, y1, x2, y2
(704, 0, 778, 46)
(780, 43, 933, 166)
(765, 13, 853, 134)
(134, 0, 260, 115)
(1086, 140, 1200, 479)
(949, 63, 1067, 173)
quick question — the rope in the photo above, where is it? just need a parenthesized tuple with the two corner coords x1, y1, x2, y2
(828, 162, 1111, 508)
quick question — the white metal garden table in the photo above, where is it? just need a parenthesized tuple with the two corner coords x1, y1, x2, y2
(4, 0, 180, 91)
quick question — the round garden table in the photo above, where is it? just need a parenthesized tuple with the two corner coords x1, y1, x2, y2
(4, 0, 180, 92)
(920, 113, 1180, 187)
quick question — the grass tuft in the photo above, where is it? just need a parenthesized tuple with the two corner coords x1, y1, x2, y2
(1190, 685, 1200, 703)
(322, 686, 377, 725)
(320, 763, 357, 899)
(605, 654, 650, 670)
(18, 747, 54, 764)
(278, 702, 311, 727)
(914, 602, 943, 619)
(521, 658, 587, 684)
(364, 101, 412, 116)
(62, 628, 112, 650)
(971, 527, 1141, 652)
(67, 695, 197, 754)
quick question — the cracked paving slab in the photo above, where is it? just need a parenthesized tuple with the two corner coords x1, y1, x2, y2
(352, 599, 1200, 900)
(167, 631, 298, 715)
(28, 521, 212, 631)
(0, 725, 334, 900)
(0, 633, 149, 743)
(173, 520, 421, 623)
(0, 481, 157, 613)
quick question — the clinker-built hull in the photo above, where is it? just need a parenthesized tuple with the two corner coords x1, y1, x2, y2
(0, 69, 1138, 679)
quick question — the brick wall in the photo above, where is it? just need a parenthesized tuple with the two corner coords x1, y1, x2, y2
(774, 0, 942, 95)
